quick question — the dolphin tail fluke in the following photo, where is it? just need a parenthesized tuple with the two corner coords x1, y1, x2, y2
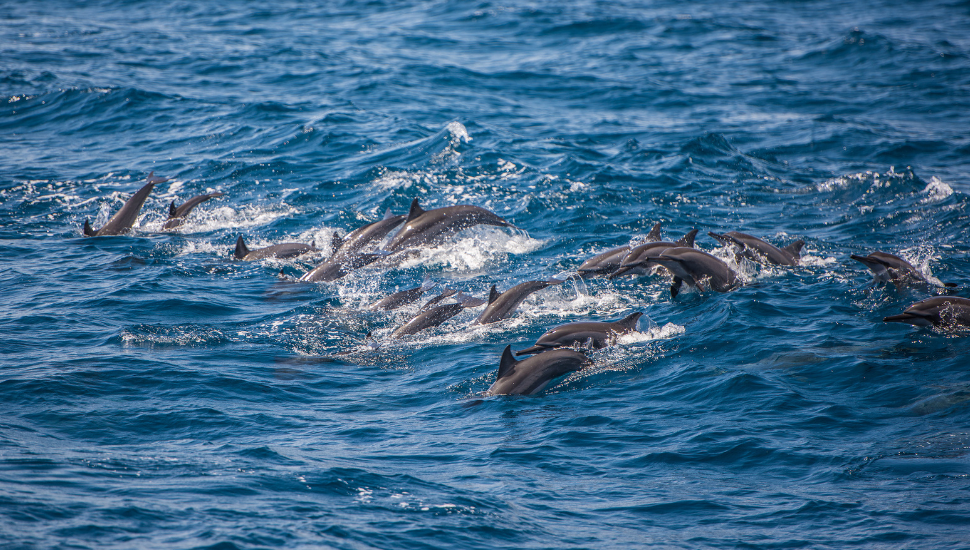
(83, 219, 97, 237)
(617, 312, 643, 330)
(784, 240, 805, 261)
(678, 228, 699, 248)
(234, 235, 250, 259)
(646, 221, 663, 241)
(406, 198, 425, 222)
(456, 292, 487, 308)
(497, 345, 518, 379)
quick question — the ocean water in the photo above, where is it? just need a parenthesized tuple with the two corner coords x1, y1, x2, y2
(2, 0, 970, 548)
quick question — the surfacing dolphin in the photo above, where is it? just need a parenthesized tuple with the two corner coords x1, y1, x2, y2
(576, 222, 663, 278)
(83, 180, 156, 237)
(384, 198, 514, 252)
(645, 247, 742, 297)
(391, 292, 486, 338)
(608, 229, 698, 279)
(475, 278, 564, 324)
(369, 280, 437, 311)
(883, 296, 970, 328)
(708, 231, 804, 266)
(850, 251, 957, 288)
(301, 209, 405, 282)
(486, 345, 591, 396)
(234, 235, 317, 261)
(515, 312, 643, 356)
(162, 192, 225, 230)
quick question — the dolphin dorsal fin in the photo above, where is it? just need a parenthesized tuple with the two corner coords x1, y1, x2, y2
(677, 229, 699, 248)
(330, 232, 343, 254)
(497, 345, 517, 380)
(406, 199, 425, 222)
(168, 201, 178, 219)
(83, 219, 97, 237)
(617, 312, 643, 330)
(234, 235, 250, 259)
(382, 207, 394, 220)
(784, 240, 805, 260)
(488, 285, 500, 304)
(646, 222, 662, 241)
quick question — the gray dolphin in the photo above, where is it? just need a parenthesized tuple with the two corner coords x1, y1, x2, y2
(83, 180, 156, 237)
(576, 222, 663, 278)
(234, 235, 317, 261)
(369, 280, 437, 311)
(515, 312, 643, 356)
(475, 278, 564, 324)
(384, 198, 514, 252)
(486, 345, 591, 396)
(883, 296, 970, 328)
(645, 247, 742, 297)
(301, 210, 405, 282)
(708, 231, 803, 266)
(391, 292, 486, 338)
(162, 192, 225, 230)
(850, 251, 957, 288)
(608, 229, 698, 279)
(145, 171, 171, 185)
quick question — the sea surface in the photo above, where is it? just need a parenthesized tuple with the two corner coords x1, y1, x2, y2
(2, 1, 970, 548)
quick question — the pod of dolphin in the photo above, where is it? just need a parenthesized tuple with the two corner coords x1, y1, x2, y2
(83, 174, 970, 395)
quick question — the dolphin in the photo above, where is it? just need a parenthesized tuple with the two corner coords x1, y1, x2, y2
(850, 251, 957, 288)
(384, 198, 514, 252)
(608, 229, 698, 279)
(708, 231, 804, 266)
(486, 345, 591, 396)
(883, 296, 970, 328)
(515, 312, 643, 356)
(391, 292, 486, 338)
(576, 222, 663, 278)
(475, 278, 564, 324)
(645, 247, 742, 297)
(234, 235, 317, 261)
(300, 210, 405, 282)
(369, 280, 437, 311)
(83, 180, 156, 237)
(162, 192, 225, 230)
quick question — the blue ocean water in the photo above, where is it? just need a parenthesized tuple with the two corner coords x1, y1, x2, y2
(2, 0, 970, 547)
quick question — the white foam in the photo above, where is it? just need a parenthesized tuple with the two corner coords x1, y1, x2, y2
(920, 176, 954, 204)
(392, 227, 544, 273)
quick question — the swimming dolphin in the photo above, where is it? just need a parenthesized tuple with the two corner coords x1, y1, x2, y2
(369, 280, 437, 311)
(475, 278, 564, 324)
(708, 231, 803, 266)
(301, 210, 405, 282)
(883, 296, 970, 328)
(608, 229, 698, 279)
(83, 180, 155, 237)
(486, 345, 591, 396)
(391, 292, 486, 338)
(162, 192, 225, 230)
(384, 198, 514, 252)
(515, 312, 643, 356)
(645, 247, 742, 297)
(234, 235, 317, 261)
(576, 222, 663, 278)
(850, 251, 957, 288)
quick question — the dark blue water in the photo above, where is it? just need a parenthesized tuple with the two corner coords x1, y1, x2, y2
(3, 1, 970, 548)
